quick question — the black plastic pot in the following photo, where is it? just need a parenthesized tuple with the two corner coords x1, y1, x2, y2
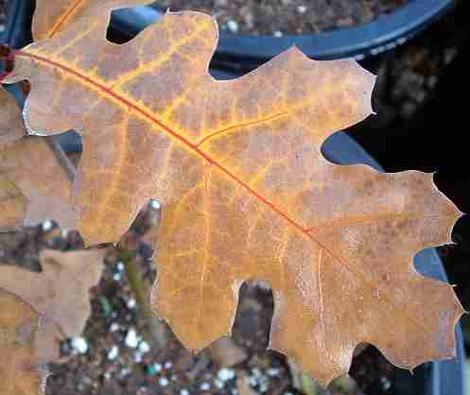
(111, 0, 456, 72)
(1, 2, 466, 394)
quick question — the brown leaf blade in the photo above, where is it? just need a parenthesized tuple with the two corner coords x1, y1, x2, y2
(33, 0, 151, 41)
(0, 249, 105, 394)
(0, 177, 25, 229)
(0, 137, 76, 229)
(0, 290, 45, 395)
(0, 88, 25, 145)
(5, 7, 464, 385)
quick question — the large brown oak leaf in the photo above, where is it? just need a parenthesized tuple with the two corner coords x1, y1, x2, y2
(4, 5, 464, 385)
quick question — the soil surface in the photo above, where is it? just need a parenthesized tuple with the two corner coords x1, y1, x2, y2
(154, 0, 407, 35)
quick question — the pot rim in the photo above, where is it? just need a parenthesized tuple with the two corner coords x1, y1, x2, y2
(215, 0, 454, 60)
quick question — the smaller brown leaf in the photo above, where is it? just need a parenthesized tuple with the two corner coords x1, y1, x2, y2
(0, 86, 75, 229)
(0, 249, 105, 394)
(0, 177, 25, 229)
(0, 290, 47, 395)
(0, 88, 24, 145)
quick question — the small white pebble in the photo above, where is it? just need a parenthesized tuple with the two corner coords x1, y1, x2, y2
(251, 368, 262, 378)
(150, 199, 161, 209)
(127, 298, 136, 309)
(153, 363, 162, 372)
(107, 345, 119, 360)
(297, 5, 307, 13)
(267, 368, 280, 377)
(218, 368, 235, 381)
(134, 351, 143, 363)
(164, 360, 173, 369)
(116, 261, 125, 272)
(125, 328, 139, 348)
(159, 377, 169, 387)
(200, 382, 210, 391)
(110, 322, 120, 332)
(113, 273, 122, 281)
(71, 337, 88, 354)
(179, 390, 190, 395)
(120, 367, 130, 377)
(273, 30, 283, 37)
(42, 220, 53, 231)
(214, 379, 224, 389)
(138, 341, 150, 354)
(226, 20, 239, 33)
(61, 229, 69, 238)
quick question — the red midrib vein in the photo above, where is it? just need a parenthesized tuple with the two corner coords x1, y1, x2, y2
(17, 51, 336, 248)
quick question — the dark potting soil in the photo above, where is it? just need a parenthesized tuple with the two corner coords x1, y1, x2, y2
(154, 0, 407, 35)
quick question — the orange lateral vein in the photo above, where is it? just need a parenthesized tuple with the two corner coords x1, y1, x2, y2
(47, 0, 87, 38)
(196, 110, 289, 147)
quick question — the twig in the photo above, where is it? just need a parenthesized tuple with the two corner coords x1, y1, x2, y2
(120, 248, 168, 348)
(45, 137, 76, 181)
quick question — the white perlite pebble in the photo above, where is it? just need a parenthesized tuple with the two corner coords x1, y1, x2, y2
(127, 298, 136, 309)
(71, 337, 88, 354)
(297, 5, 307, 13)
(138, 341, 150, 354)
(125, 328, 139, 348)
(179, 390, 190, 395)
(153, 363, 162, 372)
(159, 377, 169, 387)
(200, 382, 210, 391)
(217, 368, 235, 381)
(110, 322, 120, 332)
(227, 20, 239, 33)
(267, 368, 280, 377)
(116, 261, 125, 272)
(164, 360, 173, 369)
(273, 30, 283, 37)
(107, 345, 119, 360)
(150, 199, 161, 209)
(42, 220, 53, 231)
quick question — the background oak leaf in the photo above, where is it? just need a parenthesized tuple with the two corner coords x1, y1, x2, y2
(0, 249, 106, 394)
(4, 6, 464, 385)
(0, 87, 24, 145)
(0, 86, 75, 229)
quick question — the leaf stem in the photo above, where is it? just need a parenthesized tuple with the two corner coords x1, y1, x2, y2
(120, 248, 167, 348)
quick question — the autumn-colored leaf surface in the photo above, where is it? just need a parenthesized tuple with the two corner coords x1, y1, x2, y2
(4, 3, 464, 385)
(0, 88, 24, 145)
(0, 87, 75, 229)
(0, 249, 105, 394)
(33, 0, 149, 41)
(0, 290, 46, 395)
(0, 177, 25, 229)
